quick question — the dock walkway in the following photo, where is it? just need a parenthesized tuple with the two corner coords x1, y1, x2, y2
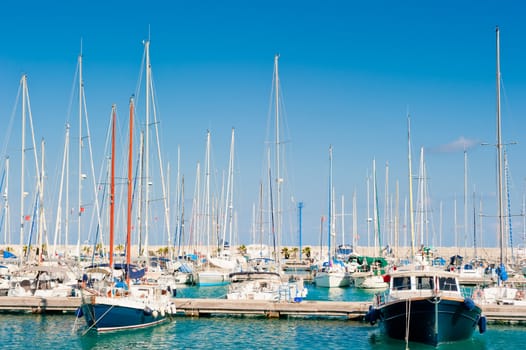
(0, 296, 525, 324)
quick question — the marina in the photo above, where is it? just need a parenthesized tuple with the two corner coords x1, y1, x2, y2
(1, 2, 526, 349)
(1, 294, 526, 325)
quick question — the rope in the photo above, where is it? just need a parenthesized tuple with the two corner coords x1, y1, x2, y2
(405, 297, 411, 350)
(81, 300, 116, 336)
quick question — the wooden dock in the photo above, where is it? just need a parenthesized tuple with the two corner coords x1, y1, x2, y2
(0, 296, 525, 325)
(0, 296, 81, 313)
(174, 298, 370, 320)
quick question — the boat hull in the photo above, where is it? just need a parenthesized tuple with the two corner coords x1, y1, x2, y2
(314, 271, 350, 288)
(378, 296, 481, 346)
(197, 271, 230, 286)
(81, 297, 170, 332)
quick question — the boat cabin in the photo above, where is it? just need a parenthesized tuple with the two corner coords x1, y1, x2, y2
(387, 271, 461, 300)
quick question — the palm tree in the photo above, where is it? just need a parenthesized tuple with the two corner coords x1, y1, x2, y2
(291, 247, 299, 259)
(41, 243, 48, 256)
(281, 247, 290, 259)
(82, 245, 92, 256)
(302, 246, 312, 259)
(116, 244, 125, 256)
(156, 247, 169, 257)
(237, 244, 247, 256)
(95, 243, 103, 256)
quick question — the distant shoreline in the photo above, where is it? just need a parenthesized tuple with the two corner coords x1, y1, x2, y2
(1, 244, 511, 262)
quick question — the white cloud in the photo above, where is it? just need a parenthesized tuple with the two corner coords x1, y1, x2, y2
(428, 136, 480, 154)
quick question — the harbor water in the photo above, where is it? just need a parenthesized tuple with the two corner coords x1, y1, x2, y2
(0, 283, 524, 349)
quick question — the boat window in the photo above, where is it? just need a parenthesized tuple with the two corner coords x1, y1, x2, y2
(393, 277, 411, 290)
(438, 277, 458, 291)
(416, 276, 434, 290)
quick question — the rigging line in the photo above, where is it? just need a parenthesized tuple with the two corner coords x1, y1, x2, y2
(0, 82, 22, 158)
(405, 297, 411, 350)
(504, 149, 514, 259)
(80, 301, 117, 336)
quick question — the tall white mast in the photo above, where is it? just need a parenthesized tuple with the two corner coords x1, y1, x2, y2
(407, 114, 415, 258)
(341, 195, 345, 246)
(3, 157, 9, 245)
(418, 147, 425, 246)
(144, 40, 151, 257)
(495, 26, 506, 267)
(372, 158, 378, 253)
(352, 190, 357, 249)
(221, 128, 235, 250)
(38, 138, 45, 262)
(77, 52, 83, 259)
(328, 146, 333, 263)
(464, 149, 468, 253)
(384, 161, 389, 247)
(20, 75, 27, 252)
(205, 131, 211, 255)
(19, 75, 41, 256)
(137, 131, 144, 254)
(366, 174, 372, 249)
(53, 125, 69, 256)
(274, 54, 282, 258)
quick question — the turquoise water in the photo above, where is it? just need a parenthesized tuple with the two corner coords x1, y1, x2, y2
(0, 283, 524, 349)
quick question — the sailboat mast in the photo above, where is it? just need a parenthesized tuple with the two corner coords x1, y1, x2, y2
(77, 52, 83, 259)
(274, 54, 282, 259)
(341, 195, 345, 246)
(3, 157, 9, 245)
(495, 26, 505, 267)
(352, 190, 357, 250)
(464, 149, 468, 253)
(53, 125, 69, 256)
(205, 131, 211, 256)
(38, 138, 45, 263)
(109, 105, 116, 268)
(64, 124, 70, 256)
(328, 145, 333, 264)
(374, 159, 382, 256)
(127, 98, 134, 268)
(20, 75, 27, 252)
(137, 131, 144, 254)
(407, 114, 415, 258)
(144, 40, 151, 257)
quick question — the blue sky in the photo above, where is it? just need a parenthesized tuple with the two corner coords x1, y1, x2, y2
(1, 1, 525, 252)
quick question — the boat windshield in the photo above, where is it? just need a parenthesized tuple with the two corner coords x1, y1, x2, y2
(416, 276, 434, 290)
(438, 277, 458, 291)
(392, 277, 411, 290)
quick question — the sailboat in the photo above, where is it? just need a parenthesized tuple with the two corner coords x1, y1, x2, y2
(79, 102, 175, 332)
(196, 130, 231, 286)
(478, 27, 526, 305)
(314, 146, 351, 288)
(352, 159, 388, 290)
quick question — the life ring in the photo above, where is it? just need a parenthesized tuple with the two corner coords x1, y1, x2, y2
(472, 288, 484, 299)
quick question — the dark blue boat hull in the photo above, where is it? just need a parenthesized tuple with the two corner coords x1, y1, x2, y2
(378, 297, 481, 346)
(81, 302, 168, 332)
